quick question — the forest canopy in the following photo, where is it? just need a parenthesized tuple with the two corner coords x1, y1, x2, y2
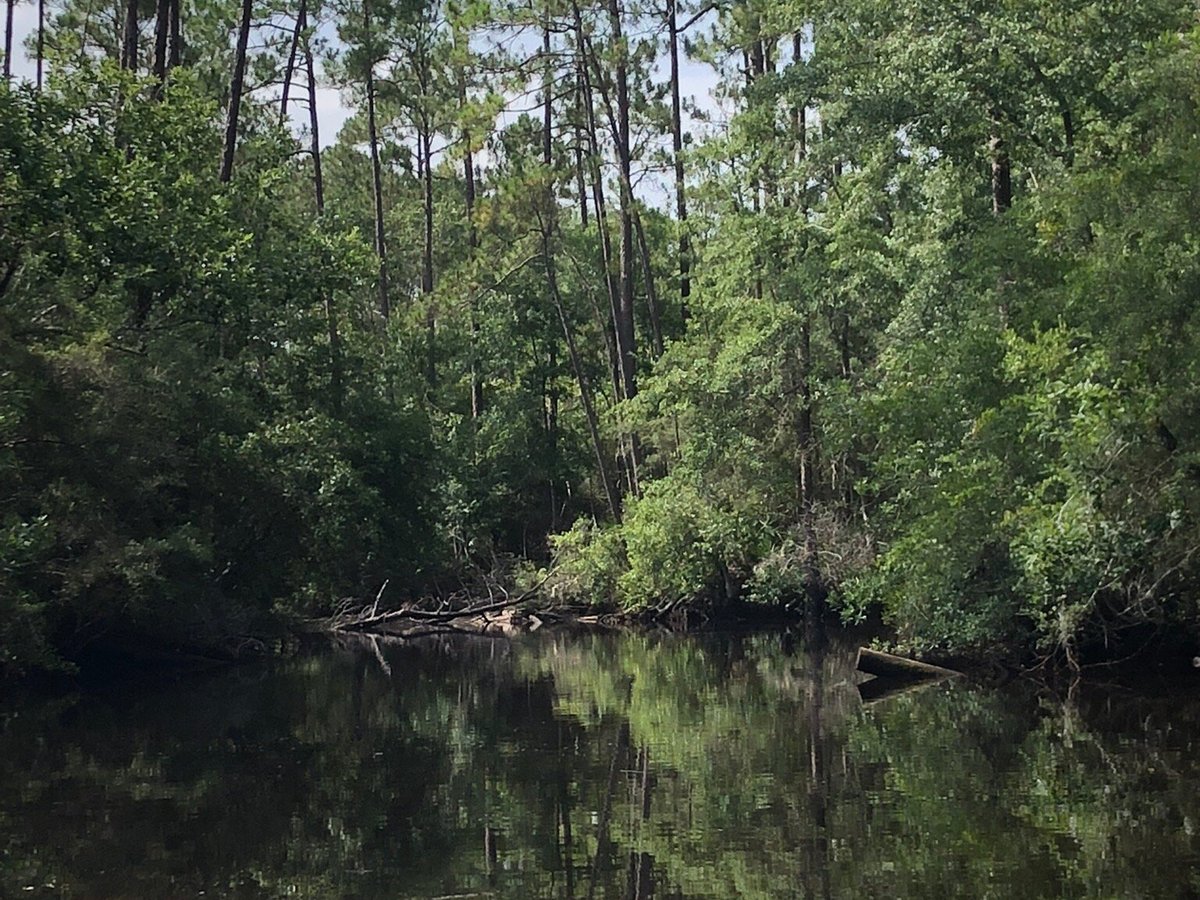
(3, 0, 1200, 674)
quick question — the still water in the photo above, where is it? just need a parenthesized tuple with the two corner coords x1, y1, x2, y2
(2, 629, 1199, 898)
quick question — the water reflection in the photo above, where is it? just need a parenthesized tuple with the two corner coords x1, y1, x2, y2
(2, 629, 1199, 898)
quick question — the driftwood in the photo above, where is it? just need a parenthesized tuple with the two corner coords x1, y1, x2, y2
(323, 574, 552, 636)
(855, 647, 961, 680)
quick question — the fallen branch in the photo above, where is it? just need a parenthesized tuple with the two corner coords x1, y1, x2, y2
(369, 579, 389, 618)
(328, 572, 553, 634)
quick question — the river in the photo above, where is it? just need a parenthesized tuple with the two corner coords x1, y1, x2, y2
(2, 628, 1198, 897)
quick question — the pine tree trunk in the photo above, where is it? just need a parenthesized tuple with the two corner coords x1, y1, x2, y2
(152, 0, 170, 81)
(575, 32, 623, 407)
(543, 17, 553, 171)
(633, 211, 664, 359)
(796, 320, 824, 612)
(545, 227, 623, 523)
(990, 125, 1012, 214)
(168, 0, 181, 68)
(364, 0, 390, 318)
(541, 199, 623, 520)
(421, 121, 434, 294)
(121, 0, 139, 70)
(219, 0, 254, 182)
(543, 18, 562, 527)
(420, 121, 436, 386)
(303, 13, 339, 411)
(4, 0, 13, 80)
(462, 72, 483, 420)
(547, 339, 560, 530)
(36, 0, 45, 87)
(597, 0, 642, 495)
(582, 46, 659, 355)
(280, 0, 305, 120)
(304, 7, 324, 214)
(604, 0, 638, 411)
(792, 34, 806, 180)
(667, 0, 689, 320)
(573, 72, 590, 229)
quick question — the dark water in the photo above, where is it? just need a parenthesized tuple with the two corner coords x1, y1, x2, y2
(3, 630, 1200, 899)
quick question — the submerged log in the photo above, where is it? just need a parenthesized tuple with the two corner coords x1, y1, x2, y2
(855, 647, 961, 681)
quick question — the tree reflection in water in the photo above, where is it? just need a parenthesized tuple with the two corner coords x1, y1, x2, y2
(2, 629, 1199, 898)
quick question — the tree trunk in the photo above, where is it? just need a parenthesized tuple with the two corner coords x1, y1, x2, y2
(547, 340, 560, 530)
(583, 51, 660, 357)
(304, 7, 324, 214)
(574, 29, 623, 407)
(1061, 102, 1075, 169)
(169, 0, 181, 68)
(749, 34, 765, 82)
(420, 127, 435, 301)
(219, 0, 253, 182)
(990, 132, 1012, 215)
(742, 37, 765, 299)
(577, 36, 638, 495)
(593, 0, 642, 495)
(36, 0, 45, 87)
(667, 0, 689, 320)
(304, 13, 340, 412)
(796, 320, 824, 612)
(3, 0, 13, 80)
(152, 0, 170, 81)
(543, 17, 553, 171)
(633, 210, 664, 359)
(420, 120, 436, 385)
(121, 0, 139, 70)
(543, 15, 559, 525)
(603, 0, 638, 411)
(364, 0, 390, 318)
(545, 21, 621, 522)
(462, 72, 483, 420)
(573, 71, 590, 229)
(280, 0, 305, 121)
(792, 33, 806, 196)
(545, 227, 623, 523)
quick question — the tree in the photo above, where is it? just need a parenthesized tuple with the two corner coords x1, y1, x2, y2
(218, 0, 253, 180)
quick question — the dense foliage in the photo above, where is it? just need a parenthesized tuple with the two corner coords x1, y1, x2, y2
(3, 0, 1200, 672)
(1, 72, 438, 672)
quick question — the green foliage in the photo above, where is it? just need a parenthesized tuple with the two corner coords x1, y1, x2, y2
(545, 518, 627, 607)
(0, 72, 438, 673)
(838, 20, 1200, 660)
(619, 477, 767, 609)
(8, 0, 1200, 672)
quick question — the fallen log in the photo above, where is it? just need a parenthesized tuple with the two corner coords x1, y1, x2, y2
(339, 595, 523, 629)
(324, 573, 553, 635)
(855, 647, 961, 681)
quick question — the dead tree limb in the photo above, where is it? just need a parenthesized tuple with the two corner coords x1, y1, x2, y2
(326, 573, 553, 633)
